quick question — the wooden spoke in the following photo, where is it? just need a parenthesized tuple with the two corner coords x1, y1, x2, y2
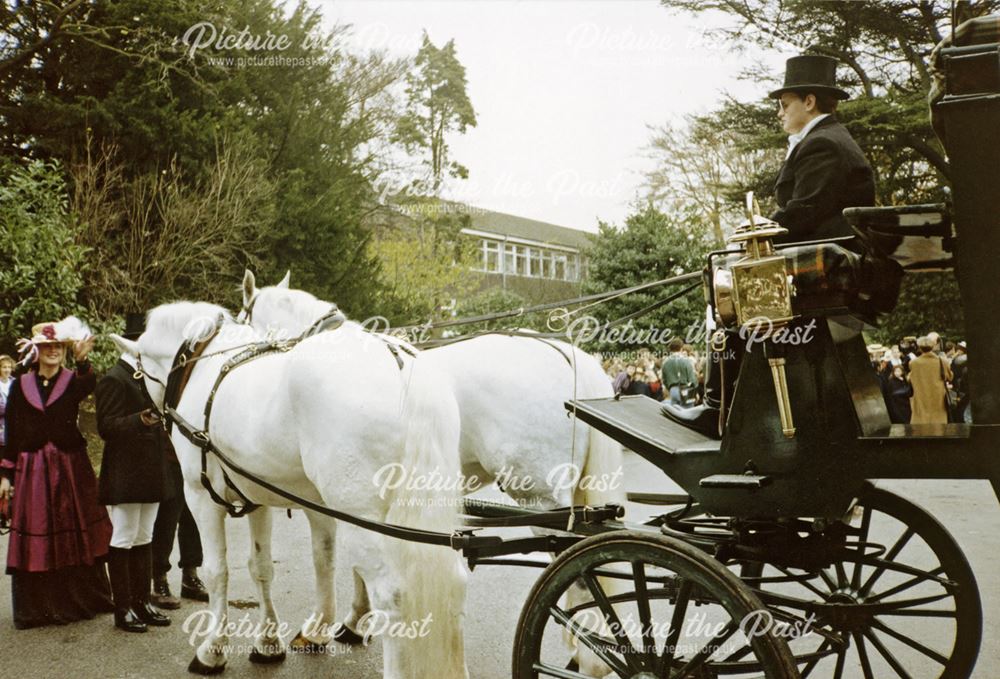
(656, 578, 693, 676)
(548, 606, 630, 676)
(868, 566, 946, 603)
(630, 560, 657, 667)
(853, 631, 875, 679)
(580, 571, 642, 672)
(773, 564, 828, 599)
(832, 643, 847, 679)
(670, 620, 737, 677)
(851, 505, 873, 590)
(798, 640, 830, 677)
(870, 619, 949, 665)
(881, 608, 957, 618)
(860, 527, 915, 597)
(864, 629, 914, 679)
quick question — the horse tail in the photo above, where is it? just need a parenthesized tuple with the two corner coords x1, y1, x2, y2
(569, 348, 626, 509)
(383, 359, 467, 679)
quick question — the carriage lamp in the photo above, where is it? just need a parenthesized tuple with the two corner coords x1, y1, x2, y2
(727, 193, 797, 438)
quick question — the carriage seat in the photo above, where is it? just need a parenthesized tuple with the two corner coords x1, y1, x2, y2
(844, 204, 955, 271)
(714, 240, 904, 326)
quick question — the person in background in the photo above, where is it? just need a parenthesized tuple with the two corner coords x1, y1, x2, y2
(662, 338, 698, 407)
(0, 355, 15, 449)
(645, 370, 663, 401)
(0, 318, 113, 629)
(884, 364, 913, 424)
(625, 368, 651, 398)
(951, 341, 971, 423)
(909, 335, 952, 425)
(96, 312, 172, 632)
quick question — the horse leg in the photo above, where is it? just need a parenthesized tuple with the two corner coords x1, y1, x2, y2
(335, 565, 371, 646)
(245, 508, 285, 664)
(290, 510, 339, 652)
(185, 490, 232, 675)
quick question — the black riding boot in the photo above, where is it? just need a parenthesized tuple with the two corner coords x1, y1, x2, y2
(130, 543, 171, 627)
(661, 330, 737, 439)
(182, 567, 210, 602)
(108, 547, 147, 633)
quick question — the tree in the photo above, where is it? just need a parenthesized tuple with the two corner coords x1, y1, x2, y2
(394, 31, 477, 189)
(581, 204, 711, 354)
(644, 112, 778, 244)
(0, 160, 87, 351)
(368, 197, 480, 325)
(70, 137, 275, 316)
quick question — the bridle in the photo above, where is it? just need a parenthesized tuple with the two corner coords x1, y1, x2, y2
(238, 290, 346, 338)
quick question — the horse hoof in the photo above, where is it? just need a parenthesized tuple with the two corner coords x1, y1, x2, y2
(248, 648, 286, 664)
(187, 656, 226, 675)
(332, 623, 365, 646)
(289, 631, 328, 654)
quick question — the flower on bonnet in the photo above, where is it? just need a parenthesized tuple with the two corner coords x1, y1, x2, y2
(41, 325, 56, 340)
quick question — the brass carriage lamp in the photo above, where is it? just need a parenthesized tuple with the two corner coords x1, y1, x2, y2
(728, 193, 797, 438)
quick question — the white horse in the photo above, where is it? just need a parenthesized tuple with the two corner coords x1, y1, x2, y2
(112, 301, 468, 679)
(240, 271, 626, 668)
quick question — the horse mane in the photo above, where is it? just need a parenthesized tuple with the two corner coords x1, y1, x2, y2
(142, 301, 235, 358)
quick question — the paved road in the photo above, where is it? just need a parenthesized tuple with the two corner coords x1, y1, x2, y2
(2, 448, 998, 678)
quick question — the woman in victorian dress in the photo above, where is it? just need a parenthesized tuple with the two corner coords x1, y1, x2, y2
(0, 318, 113, 629)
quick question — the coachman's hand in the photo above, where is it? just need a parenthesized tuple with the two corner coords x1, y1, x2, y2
(140, 409, 161, 427)
(73, 335, 95, 362)
(0, 477, 11, 501)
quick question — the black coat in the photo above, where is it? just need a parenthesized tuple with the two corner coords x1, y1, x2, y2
(96, 359, 172, 504)
(771, 115, 875, 245)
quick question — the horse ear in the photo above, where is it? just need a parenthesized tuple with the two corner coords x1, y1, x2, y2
(242, 269, 257, 307)
(110, 333, 139, 358)
(277, 270, 290, 288)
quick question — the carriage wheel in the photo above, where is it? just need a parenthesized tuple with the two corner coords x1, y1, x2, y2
(512, 530, 800, 678)
(736, 484, 982, 679)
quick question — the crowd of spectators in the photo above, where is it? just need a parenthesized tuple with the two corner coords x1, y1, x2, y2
(869, 331, 969, 425)
(604, 339, 705, 405)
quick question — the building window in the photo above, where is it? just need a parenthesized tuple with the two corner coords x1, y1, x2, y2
(476, 236, 586, 281)
(483, 240, 500, 273)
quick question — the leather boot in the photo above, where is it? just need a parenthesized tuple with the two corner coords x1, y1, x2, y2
(151, 573, 181, 610)
(108, 546, 147, 633)
(182, 567, 210, 602)
(130, 543, 171, 626)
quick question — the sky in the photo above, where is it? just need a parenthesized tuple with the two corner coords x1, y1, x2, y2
(318, 0, 787, 232)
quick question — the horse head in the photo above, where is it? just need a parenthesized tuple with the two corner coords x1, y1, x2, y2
(240, 269, 340, 336)
(111, 301, 234, 412)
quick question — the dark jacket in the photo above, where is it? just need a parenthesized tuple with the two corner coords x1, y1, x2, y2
(96, 359, 171, 504)
(772, 115, 875, 245)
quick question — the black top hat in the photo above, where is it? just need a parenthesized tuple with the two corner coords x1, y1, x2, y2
(769, 55, 849, 100)
(123, 312, 146, 340)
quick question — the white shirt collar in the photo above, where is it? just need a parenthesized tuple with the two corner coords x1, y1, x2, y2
(120, 352, 138, 370)
(786, 113, 830, 159)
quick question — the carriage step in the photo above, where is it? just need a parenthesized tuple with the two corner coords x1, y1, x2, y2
(699, 474, 773, 489)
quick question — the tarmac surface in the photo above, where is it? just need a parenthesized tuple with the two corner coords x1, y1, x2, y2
(1, 448, 998, 679)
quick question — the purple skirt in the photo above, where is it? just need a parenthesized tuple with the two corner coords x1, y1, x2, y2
(6, 443, 112, 573)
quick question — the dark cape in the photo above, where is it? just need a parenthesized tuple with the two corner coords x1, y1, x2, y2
(772, 115, 876, 245)
(1, 364, 113, 629)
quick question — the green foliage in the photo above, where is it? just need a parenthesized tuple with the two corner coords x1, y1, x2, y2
(873, 272, 965, 345)
(369, 198, 479, 325)
(452, 288, 549, 334)
(581, 204, 710, 354)
(0, 161, 86, 352)
(1, 0, 410, 320)
(395, 31, 478, 187)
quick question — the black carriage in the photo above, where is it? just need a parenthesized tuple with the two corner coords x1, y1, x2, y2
(456, 39, 1000, 679)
